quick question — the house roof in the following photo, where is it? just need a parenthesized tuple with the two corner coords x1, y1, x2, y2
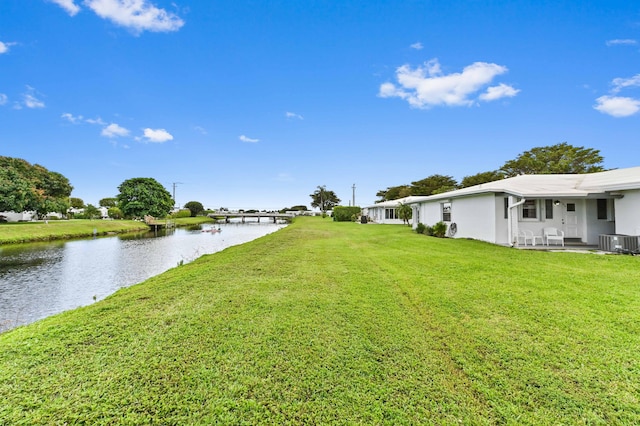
(364, 196, 424, 209)
(372, 166, 640, 207)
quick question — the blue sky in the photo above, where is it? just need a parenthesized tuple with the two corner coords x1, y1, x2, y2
(1, 1, 638, 210)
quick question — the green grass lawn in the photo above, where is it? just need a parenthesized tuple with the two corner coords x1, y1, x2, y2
(0, 217, 638, 424)
(0, 220, 150, 244)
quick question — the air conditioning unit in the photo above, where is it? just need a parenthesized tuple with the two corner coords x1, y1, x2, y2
(599, 234, 639, 252)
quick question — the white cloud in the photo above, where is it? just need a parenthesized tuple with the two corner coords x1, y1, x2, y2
(194, 125, 207, 135)
(49, 0, 81, 16)
(379, 58, 516, 108)
(611, 74, 640, 93)
(410, 42, 423, 50)
(62, 112, 84, 123)
(285, 111, 304, 120)
(0, 94, 7, 105)
(17, 86, 45, 109)
(84, 0, 185, 33)
(239, 135, 259, 143)
(479, 83, 520, 101)
(101, 123, 130, 137)
(86, 117, 106, 125)
(0, 41, 16, 54)
(594, 95, 640, 117)
(142, 128, 173, 142)
(606, 39, 637, 46)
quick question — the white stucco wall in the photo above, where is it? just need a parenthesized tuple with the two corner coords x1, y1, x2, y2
(367, 206, 404, 224)
(584, 199, 616, 244)
(615, 190, 640, 235)
(452, 194, 497, 243)
(415, 194, 497, 243)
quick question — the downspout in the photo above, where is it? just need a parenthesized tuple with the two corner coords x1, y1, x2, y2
(508, 196, 526, 246)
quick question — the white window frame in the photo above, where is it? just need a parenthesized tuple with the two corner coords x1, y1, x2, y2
(441, 202, 451, 222)
(520, 199, 539, 221)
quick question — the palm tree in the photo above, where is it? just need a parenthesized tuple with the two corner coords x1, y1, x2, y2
(397, 202, 412, 227)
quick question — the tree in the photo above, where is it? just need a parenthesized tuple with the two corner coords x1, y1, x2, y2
(99, 197, 118, 208)
(184, 201, 205, 217)
(108, 206, 123, 219)
(0, 156, 73, 215)
(460, 170, 505, 188)
(397, 202, 412, 226)
(116, 177, 174, 219)
(376, 185, 411, 202)
(410, 175, 458, 196)
(84, 204, 101, 220)
(70, 197, 85, 209)
(310, 186, 341, 213)
(500, 142, 605, 177)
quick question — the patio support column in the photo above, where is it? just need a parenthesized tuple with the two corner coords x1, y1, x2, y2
(508, 196, 526, 246)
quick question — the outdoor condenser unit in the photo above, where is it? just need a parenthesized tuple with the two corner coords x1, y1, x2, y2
(598, 234, 640, 252)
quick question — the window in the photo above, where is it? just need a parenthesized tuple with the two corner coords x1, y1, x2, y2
(597, 199, 608, 220)
(545, 199, 553, 219)
(504, 197, 509, 219)
(522, 200, 537, 219)
(567, 203, 576, 212)
(385, 208, 397, 220)
(442, 202, 451, 222)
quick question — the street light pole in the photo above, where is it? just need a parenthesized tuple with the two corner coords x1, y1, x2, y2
(172, 182, 183, 209)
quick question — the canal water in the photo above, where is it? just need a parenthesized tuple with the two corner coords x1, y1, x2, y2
(0, 221, 286, 333)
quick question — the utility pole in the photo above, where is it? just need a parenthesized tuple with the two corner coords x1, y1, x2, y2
(352, 183, 356, 207)
(172, 182, 183, 209)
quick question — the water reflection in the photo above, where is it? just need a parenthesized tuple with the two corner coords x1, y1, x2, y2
(0, 222, 285, 332)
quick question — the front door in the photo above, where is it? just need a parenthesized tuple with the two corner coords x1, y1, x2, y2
(563, 202, 579, 238)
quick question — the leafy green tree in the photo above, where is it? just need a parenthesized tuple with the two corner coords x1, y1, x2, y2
(99, 197, 118, 208)
(460, 170, 505, 188)
(397, 202, 413, 226)
(290, 205, 308, 211)
(84, 204, 101, 220)
(410, 175, 458, 196)
(116, 177, 174, 219)
(0, 156, 73, 214)
(70, 197, 85, 209)
(108, 206, 123, 219)
(184, 201, 205, 217)
(0, 167, 38, 212)
(310, 186, 341, 213)
(500, 142, 605, 177)
(376, 185, 411, 202)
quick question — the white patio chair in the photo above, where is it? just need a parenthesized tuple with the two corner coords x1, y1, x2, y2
(517, 230, 533, 246)
(543, 227, 564, 246)
(518, 229, 543, 247)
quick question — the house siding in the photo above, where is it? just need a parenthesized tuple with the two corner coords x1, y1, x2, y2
(415, 194, 498, 243)
(452, 194, 497, 243)
(615, 189, 640, 235)
(585, 199, 615, 244)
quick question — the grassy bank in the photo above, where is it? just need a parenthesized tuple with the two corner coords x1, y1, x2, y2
(0, 217, 638, 424)
(0, 220, 150, 244)
(173, 216, 215, 227)
(0, 216, 213, 245)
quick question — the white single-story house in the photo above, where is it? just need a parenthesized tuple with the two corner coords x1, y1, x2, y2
(0, 211, 36, 222)
(363, 196, 424, 224)
(374, 167, 640, 247)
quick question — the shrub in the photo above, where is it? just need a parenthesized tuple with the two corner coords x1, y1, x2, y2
(172, 209, 192, 219)
(432, 221, 448, 238)
(416, 222, 426, 234)
(332, 206, 361, 222)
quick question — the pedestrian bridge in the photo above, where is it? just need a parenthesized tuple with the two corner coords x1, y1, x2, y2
(207, 211, 294, 223)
